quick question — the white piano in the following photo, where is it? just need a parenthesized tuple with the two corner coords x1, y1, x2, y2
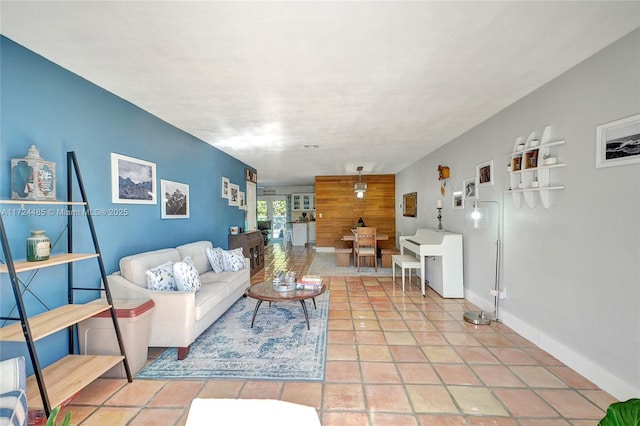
(399, 228, 464, 298)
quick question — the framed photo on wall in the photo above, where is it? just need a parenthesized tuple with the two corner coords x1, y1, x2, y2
(476, 160, 494, 186)
(228, 183, 239, 206)
(221, 176, 230, 199)
(238, 191, 246, 210)
(161, 179, 189, 219)
(111, 153, 156, 204)
(452, 191, 463, 209)
(596, 113, 640, 168)
(402, 192, 417, 217)
(463, 177, 478, 205)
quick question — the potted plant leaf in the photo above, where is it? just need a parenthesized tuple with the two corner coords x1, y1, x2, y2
(598, 398, 640, 426)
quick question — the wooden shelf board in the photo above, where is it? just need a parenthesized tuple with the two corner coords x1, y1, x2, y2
(0, 253, 98, 273)
(27, 355, 124, 410)
(506, 186, 565, 193)
(0, 303, 111, 342)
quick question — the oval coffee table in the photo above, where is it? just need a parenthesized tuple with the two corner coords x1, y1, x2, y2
(245, 281, 327, 330)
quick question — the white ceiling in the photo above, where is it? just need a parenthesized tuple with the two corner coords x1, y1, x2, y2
(2, 1, 639, 186)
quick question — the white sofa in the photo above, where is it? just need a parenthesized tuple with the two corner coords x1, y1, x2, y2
(107, 241, 250, 360)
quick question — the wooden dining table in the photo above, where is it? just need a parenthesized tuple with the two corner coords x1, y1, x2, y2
(341, 229, 389, 242)
(341, 229, 389, 267)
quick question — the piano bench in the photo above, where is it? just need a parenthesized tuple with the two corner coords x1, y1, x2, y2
(334, 240, 353, 267)
(392, 254, 421, 292)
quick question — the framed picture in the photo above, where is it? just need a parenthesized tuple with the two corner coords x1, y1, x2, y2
(161, 179, 189, 219)
(525, 150, 539, 169)
(596, 113, 640, 168)
(452, 191, 463, 209)
(402, 192, 417, 217)
(463, 177, 478, 204)
(512, 156, 522, 171)
(221, 176, 230, 199)
(228, 183, 239, 206)
(245, 168, 257, 183)
(111, 153, 156, 204)
(476, 160, 494, 186)
(238, 191, 246, 210)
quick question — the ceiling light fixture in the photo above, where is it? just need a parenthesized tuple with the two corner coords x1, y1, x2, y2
(354, 166, 367, 199)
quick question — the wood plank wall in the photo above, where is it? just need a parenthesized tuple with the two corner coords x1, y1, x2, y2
(315, 174, 396, 248)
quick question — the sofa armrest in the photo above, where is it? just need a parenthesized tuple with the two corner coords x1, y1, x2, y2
(0, 356, 25, 393)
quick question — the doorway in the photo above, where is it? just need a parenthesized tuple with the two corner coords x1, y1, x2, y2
(257, 196, 288, 241)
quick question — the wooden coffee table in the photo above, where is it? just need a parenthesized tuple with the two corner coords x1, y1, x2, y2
(245, 281, 327, 330)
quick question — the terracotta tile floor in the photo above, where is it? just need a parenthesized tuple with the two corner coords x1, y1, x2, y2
(52, 242, 616, 425)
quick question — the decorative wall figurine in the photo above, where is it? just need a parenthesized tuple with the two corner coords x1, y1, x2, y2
(438, 165, 450, 195)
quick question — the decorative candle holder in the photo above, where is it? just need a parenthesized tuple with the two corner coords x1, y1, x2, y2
(437, 207, 443, 231)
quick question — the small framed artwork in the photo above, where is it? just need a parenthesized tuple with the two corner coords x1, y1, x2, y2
(596, 113, 640, 168)
(228, 183, 239, 206)
(221, 176, 230, 199)
(525, 150, 539, 169)
(452, 191, 463, 209)
(402, 192, 417, 217)
(463, 177, 478, 204)
(476, 160, 494, 186)
(238, 191, 246, 210)
(512, 156, 522, 171)
(111, 153, 156, 204)
(245, 168, 257, 183)
(161, 179, 189, 219)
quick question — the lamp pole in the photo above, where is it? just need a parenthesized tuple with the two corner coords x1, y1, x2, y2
(463, 200, 502, 325)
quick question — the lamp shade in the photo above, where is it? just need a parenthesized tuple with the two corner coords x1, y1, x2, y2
(465, 202, 489, 229)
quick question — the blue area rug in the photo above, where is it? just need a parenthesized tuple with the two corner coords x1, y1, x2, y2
(136, 291, 329, 381)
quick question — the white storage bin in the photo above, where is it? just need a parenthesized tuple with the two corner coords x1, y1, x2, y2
(78, 298, 154, 378)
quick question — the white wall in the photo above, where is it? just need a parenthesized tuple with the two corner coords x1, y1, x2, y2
(396, 29, 640, 400)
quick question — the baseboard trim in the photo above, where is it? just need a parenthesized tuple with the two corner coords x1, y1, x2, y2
(464, 289, 637, 400)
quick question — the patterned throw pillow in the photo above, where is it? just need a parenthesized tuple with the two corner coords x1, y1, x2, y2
(183, 256, 195, 268)
(206, 247, 225, 273)
(173, 261, 201, 292)
(145, 262, 177, 291)
(222, 248, 246, 272)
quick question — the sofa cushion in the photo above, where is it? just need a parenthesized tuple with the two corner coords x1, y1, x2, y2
(174, 261, 201, 292)
(0, 389, 27, 426)
(176, 241, 213, 275)
(146, 261, 178, 291)
(200, 270, 243, 286)
(194, 281, 236, 320)
(206, 247, 225, 273)
(0, 357, 25, 394)
(120, 248, 182, 287)
(222, 248, 246, 272)
(0, 356, 26, 426)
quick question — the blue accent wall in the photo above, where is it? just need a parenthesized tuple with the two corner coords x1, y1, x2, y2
(0, 36, 252, 370)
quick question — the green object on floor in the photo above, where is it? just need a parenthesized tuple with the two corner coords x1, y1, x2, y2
(598, 398, 640, 426)
(46, 406, 71, 426)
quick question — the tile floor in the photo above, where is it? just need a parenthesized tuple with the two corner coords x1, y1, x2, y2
(51, 242, 615, 425)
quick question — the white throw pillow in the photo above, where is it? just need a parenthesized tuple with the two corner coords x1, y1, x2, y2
(145, 261, 177, 291)
(206, 247, 225, 273)
(183, 256, 195, 268)
(222, 248, 246, 272)
(173, 261, 201, 292)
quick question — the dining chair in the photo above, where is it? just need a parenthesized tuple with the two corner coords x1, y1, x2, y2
(354, 227, 377, 271)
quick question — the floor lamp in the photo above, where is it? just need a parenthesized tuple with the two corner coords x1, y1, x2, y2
(463, 200, 502, 325)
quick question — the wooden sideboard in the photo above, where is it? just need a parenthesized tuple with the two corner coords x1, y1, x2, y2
(228, 231, 264, 277)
